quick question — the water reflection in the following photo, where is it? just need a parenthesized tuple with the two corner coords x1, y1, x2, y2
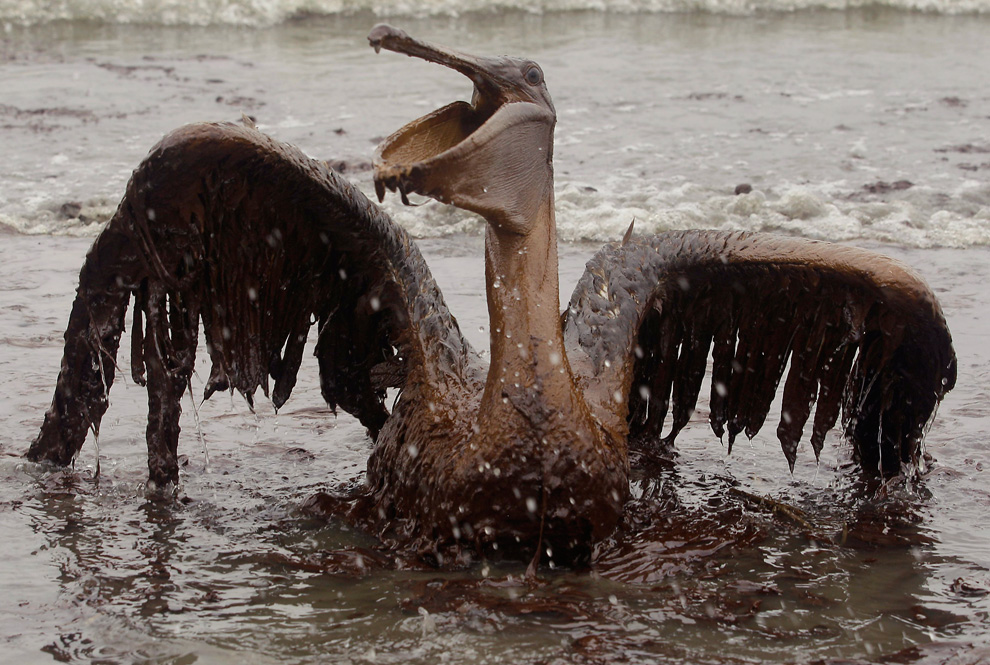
(5, 238, 990, 663)
(18, 451, 984, 664)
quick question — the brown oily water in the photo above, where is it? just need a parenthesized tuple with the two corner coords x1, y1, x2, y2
(2, 11, 990, 665)
(3, 235, 989, 664)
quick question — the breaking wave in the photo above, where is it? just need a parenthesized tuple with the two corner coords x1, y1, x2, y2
(2, 0, 989, 27)
(6, 177, 988, 248)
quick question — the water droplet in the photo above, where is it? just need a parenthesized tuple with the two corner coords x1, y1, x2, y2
(418, 607, 436, 637)
(549, 351, 561, 366)
(526, 497, 538, 513)
(715, 381, 728, 397)
(370, 296, 381, 312)
(247, 287, 257, 301)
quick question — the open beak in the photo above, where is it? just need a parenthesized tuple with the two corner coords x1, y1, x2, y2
(368, 24, 549, 206)
(368, 24, 514, 118)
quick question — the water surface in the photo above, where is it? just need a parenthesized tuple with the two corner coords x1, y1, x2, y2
(1, 8, 989, 664)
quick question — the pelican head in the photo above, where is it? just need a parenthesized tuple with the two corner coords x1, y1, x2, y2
(370, 24, 556, 235)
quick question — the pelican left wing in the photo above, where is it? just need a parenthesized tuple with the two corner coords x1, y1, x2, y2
(563, 230, 956, 477)
(29, 122, 475, 486)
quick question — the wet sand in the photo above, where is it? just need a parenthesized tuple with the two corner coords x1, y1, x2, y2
(2, 231, 989, 663)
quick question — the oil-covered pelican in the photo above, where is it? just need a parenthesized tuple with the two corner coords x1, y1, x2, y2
(28, 25, 956, 563)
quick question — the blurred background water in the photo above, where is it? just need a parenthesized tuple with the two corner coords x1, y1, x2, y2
(1, 3, 989, 663)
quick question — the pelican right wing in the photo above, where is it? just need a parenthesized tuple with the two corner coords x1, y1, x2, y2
(29, 122, 475, 485)
(563, 230, 956, 477)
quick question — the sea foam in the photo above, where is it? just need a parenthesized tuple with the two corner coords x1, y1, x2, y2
(2, 0, 988, 27)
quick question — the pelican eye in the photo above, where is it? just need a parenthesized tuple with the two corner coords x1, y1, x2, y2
(524, 65, 543, 86)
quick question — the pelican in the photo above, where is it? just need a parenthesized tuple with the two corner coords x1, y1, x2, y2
(28, 25, 956, 564)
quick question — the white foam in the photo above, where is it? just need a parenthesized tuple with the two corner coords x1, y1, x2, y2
(1, 0, 988, 26)
(363, 173, 990, 248)
(549, 180, 990, 247)
(0, 197, 117, 237)
(5, 174, 985, 248)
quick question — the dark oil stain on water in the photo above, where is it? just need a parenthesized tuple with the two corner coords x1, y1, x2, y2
(2, 234, 990, 664)
(1, 9, 990, 665)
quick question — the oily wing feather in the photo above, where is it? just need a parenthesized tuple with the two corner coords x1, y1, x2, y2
(29, 122, 475, 483)
(563, 230, 956, 477)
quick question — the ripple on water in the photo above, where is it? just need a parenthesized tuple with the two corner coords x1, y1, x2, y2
(3, 230, 990, 662)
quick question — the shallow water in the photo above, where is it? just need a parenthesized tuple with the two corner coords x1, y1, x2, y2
(1, 11, 989, 244)
(2, 233, 990, 663)
(2, 8, 990, 664)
